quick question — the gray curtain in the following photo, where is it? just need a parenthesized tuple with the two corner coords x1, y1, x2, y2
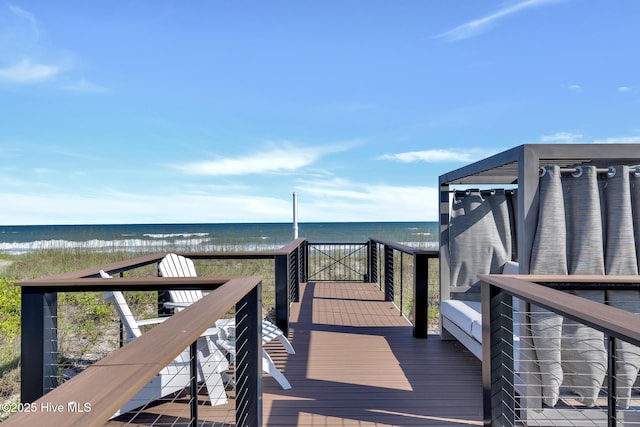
(560, 166, 606, 407)
(449, 189, 513, 298)
(530, 165, 640, 407)
(529, 165, 566, 407)
(604, 165, 640, 408)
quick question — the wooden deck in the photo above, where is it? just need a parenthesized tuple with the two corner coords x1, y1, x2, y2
(108, 282, 483, 426)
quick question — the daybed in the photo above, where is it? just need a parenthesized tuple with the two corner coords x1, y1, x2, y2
(438, 144, 640, 421)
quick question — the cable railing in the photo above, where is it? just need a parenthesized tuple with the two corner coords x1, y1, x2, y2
(479, 274, 640, 427)
(8, 274, 263, 427)
(7, 239, 307, 427)
(369, 238, 438, 338)
(303, 238, 438, 338)
(5, 237, 444, 425)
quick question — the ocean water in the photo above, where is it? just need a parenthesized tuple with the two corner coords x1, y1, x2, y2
(0, 222, 438, 255)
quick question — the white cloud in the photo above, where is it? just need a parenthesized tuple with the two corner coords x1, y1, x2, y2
(0, 5, 104, 91)
(7, 4, 40, 41)
(590, 136, 640, 145)
(57, 77, 109, 93)
(567, 84, 582, 92)
(296, 178, 439, 221)
(379, 148, 499, 164)
(438, 0, 564, 41)
(540, 132, 584, 143)
(0, 58, 59, 84)
(0, 190, 292, 225)
(540, 132, 640, 145)
(0, 172, 437, 224)
(618, 86, 632, 92)
(175, 143, 349, 176)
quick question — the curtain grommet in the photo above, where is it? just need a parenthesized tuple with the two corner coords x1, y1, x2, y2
(572, 166, 583, 178)
(607, 166, 617, 178)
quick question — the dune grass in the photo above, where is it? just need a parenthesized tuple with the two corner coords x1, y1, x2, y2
(0, 242, 440, 414)
(0, 248, 279, 412)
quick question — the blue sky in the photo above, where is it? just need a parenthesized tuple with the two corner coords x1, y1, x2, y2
(1, 1, 639, 225)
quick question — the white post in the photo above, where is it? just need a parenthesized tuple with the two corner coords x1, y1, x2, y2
(292, 192, 299, 239)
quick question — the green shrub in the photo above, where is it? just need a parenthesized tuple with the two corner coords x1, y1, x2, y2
(0, 279, 20, 342)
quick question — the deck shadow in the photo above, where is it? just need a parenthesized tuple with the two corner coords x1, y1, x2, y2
(262, 281, 483, 427)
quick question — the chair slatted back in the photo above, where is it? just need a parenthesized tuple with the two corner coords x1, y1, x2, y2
(159, 253, 204, 306)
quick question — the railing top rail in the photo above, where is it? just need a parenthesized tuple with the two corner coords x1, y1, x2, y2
(4, 276, 262, 427)
(479, 274, 640, 347)
(16, 240, 308, 287)
(182, 238, 306, 259)
(307, 242, 367, 245)
(277, 237, 306, 255)
(17, 252, 170, 283)
(16, 275, 238, 290)
(370, 238, 438, 255)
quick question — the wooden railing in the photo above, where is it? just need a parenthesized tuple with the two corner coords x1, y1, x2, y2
(479, 274, 640, 427)
(7, 237, 438, 425)
(8, 275, 263, 427)
(171, 237, 306, 336)
(303, 238, 437, 338)
(10, 239, 307, 426)
(369, 238, 438, 338)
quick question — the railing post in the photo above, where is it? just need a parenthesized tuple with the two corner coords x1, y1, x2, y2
(301, 241, 306, 285)
(290, 246, 300, 303)
(300, 240, 307, 284)
(413, 253, 429, 338)
(384, 245, 394, 302)
(189, 341, 199, 424)
(235, 282, 263, 427)
(305, 241, 312, 282)
(370, 240, 378, 284)
(482, 281, 514, 427)
(275, 253, 289, 336)
(608, 335, 618, 427)
(21, 287, 58, 403)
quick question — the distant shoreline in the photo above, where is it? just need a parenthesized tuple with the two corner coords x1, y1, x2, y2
(0, 221, 439, 255)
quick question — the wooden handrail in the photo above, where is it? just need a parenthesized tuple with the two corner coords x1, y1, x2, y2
(17, 252, 169, 282)
(16, 239, 308, 286)
(369, 238, 438, 255)
(479, 274, 640, 347)
(4, 276, 262, 427)
(277, 238, 306, 255)
(16, 276, 238, 290)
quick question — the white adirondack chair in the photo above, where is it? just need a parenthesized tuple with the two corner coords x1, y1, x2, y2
(101, 271, 229, 417)
(159, 253, 294, 389)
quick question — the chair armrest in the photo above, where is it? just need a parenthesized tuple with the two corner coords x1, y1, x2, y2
(136, 317, 169, 326)
(163, 301, 190, 309)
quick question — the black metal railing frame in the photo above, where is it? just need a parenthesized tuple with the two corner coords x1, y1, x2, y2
(305, 242, 369, 282)
(273, 238, 305, 336)
(368, 239, 437, 339)
(480, 274, 640, 427)
(15, 239, 308, 426)
(166, 238, 305, 337)
(18, 272, 263, 427)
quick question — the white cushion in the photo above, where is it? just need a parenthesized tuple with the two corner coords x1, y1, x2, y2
(502, 261, 519, 274)
(441, 300, 482, 342)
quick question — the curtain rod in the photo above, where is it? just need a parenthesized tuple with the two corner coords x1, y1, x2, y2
(451, 188, 517, 195)
(540, 165, 640, 178)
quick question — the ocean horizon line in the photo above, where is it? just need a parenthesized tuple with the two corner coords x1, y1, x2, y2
(0, 220, 431, 228)
(0, 221, 439, 255)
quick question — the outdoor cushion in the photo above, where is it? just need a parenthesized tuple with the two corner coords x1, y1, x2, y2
(441, 300, 482, 343)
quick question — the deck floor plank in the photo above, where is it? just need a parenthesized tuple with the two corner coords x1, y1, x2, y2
(262, 282, 483, 427)
(107, 281, 483, 426)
